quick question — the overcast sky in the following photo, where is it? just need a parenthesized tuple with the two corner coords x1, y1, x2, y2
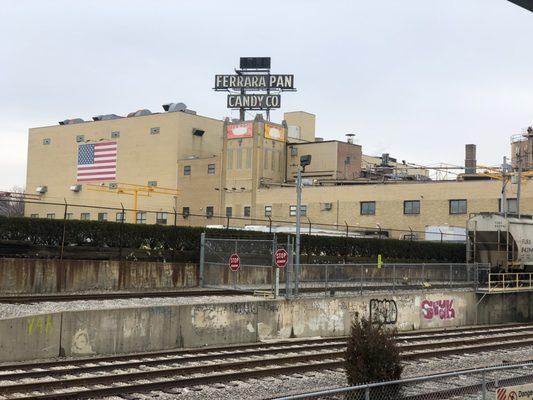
(1, 0, 532, 190)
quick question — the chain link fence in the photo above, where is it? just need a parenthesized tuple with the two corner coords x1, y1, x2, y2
(199, 234, 483, 296)
(275, 361, 533, 399)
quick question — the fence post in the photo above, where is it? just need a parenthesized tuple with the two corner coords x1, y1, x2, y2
(422, 263, 425, 285)
(360, 264, 363, 295)
(481, 370, 487, 400)
(365, 386, 370, 400)
(199, 233, 205, 288)
(59, 199, 68, 261)
(173, 207, 177, 226)
(393, 264, 396, 293)
(268, 216, 272, 234)
(449, 264, 453, 288)
(286, 235, 292, 299)
(273, 234, 278, 298)
(325, 264, 328, 297)
(119, 203, 125, 261)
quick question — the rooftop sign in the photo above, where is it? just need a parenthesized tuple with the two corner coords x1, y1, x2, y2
(213, 57, 296, 119)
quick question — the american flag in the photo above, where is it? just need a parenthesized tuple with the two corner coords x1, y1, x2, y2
(77, 141, 117, 182)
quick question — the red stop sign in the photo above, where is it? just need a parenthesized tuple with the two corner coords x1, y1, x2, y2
(275, 248, 288, 268)
(229, 253, 240, 272)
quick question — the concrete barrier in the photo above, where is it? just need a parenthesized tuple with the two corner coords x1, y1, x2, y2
(0, 258, 198, 294)
(0, 313, 61, 362)
(0, 289, 530, 362)
(60, 307, 181, 357)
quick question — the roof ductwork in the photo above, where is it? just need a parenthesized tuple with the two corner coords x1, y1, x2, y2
(59, 118, 84, 125)
(92, 114, 123, 121)
(163, 102, 187, 112)
(127, 109, 152, 118)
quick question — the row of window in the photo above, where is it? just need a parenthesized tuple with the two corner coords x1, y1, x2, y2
(183, 164, 216, 176)
(29, 199, 519, 222)
(31, 212, 169, 224)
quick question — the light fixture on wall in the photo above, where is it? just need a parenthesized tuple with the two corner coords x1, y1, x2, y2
(35, 186, 47, 194)
(70, 185, 82, 192)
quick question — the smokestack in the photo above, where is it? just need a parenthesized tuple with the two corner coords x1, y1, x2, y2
(465, 144, 476, 174)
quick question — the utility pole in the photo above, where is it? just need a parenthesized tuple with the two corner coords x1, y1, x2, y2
(295, 164, 302, 295)
(517, 149, 523, 217)
(295, 155, 311, 296)
(502, 156, 508, 217)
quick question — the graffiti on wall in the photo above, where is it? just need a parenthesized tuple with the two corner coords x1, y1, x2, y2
(27, 315, 53, 336)
(369, 299, 398, 324)
(421, 299, 455, 320)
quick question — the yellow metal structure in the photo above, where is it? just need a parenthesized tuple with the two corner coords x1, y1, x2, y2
(487, 273, 533, 293)
(87, 183, 179, 223)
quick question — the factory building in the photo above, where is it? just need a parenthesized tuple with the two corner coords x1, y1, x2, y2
(25, 105, 533, 239)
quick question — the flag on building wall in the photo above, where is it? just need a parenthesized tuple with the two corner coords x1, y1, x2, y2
(77, 141, 117, 182)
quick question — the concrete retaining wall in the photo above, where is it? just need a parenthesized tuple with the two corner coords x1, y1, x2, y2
(1, 289, 531, 363)
(0, 258, 198, 293)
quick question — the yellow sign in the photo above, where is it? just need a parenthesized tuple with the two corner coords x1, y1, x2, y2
(265, 123, 285, 142)
(377, 254, 382, 269)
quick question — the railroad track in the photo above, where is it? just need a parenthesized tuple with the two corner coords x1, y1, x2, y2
(0, 289, 252, 303)
(0, 284, 473, 303)
(0, 323, 532, 399)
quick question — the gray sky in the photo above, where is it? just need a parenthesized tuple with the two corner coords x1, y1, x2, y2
(1, 0, 532, 190)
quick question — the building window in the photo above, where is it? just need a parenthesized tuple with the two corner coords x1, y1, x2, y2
(66, 213, 73, 220)
(46, 213, 55, 219)
(227, 149, 233, 170)
(236, 149, 243, 169)
(156, 212, 167, 225)
(226, 207, 233, 217)
(98, 212, 108, 221)
(265, 205, 272, 217)
(208, 164, 216, 174)
(30, 214, 39, 218)
(206, 206, 214, 218)
(43, 138, 51, 145)
(244, 206, 251, 217)
(264, 149, 269, 169)
(148, 181, 157, 187)
(289, 205, 307, 217)
(182, 207, 190, 219)
(136, 211, 147, 224)
(116, 212, 125, 223)
(150, 127, 160, 135)
(245, 148, 252, 169)
(184, 165, 191, 176)
(360, 201, 376, 215)
(403, 200, 420, 215)
(449, 199, 467, 215)
(80, 213, 90, 220)
(499, 198, 518, 214)
(111, 131, 120, 138)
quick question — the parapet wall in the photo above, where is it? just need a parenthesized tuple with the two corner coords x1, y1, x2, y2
(0, 258, 198, 293)
(0, 289, 479, 362)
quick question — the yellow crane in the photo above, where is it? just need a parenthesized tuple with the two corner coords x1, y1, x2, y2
(87, 182, 179, 223)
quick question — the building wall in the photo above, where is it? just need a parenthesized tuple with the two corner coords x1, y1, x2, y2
(283, 111, 315, 142)
(25, 111, 223, 223)
(248, 180, 533, 238)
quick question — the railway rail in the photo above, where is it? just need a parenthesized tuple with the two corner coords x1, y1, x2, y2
(0, 283, 473, 303)
(0, 323, 532, 399)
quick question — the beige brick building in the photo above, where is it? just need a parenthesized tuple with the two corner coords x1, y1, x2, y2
(25, 106, 533, 239)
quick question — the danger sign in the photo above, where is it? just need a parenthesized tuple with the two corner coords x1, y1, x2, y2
(496, 383, 533, 400)
(229, 253, 240, 272)
(275, 248, 288, 268)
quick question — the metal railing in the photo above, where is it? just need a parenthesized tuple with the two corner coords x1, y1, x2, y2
(487, 272, 533, 293)
(275, 361, 533, 399)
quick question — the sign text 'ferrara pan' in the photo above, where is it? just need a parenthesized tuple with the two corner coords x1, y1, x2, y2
(215, 74, 294, 90)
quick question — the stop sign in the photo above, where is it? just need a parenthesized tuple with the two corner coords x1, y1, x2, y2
(229, 253, 240, 272)
(275, 248, 288, 268)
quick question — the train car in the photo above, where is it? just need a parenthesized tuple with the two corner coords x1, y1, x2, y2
(467, 213, 533, 271)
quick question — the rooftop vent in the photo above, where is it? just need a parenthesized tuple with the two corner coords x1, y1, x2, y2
(346, 133, 355, 144)
(162, 103, 187, 112)
(315, 137, 324, 142)
(59, 118, 84, 125)
(92, 114, 123, 121)
(127, 109, 152, 118)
